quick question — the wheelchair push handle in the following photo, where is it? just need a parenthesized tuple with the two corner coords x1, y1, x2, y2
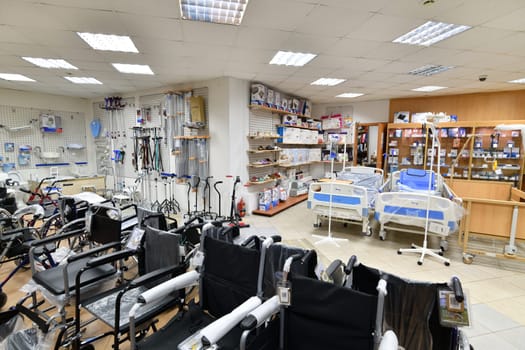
(344, 255, 358, 275)
(451, 276, 464, 303)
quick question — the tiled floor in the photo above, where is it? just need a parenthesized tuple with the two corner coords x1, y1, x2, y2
(243, 201, 525, 350)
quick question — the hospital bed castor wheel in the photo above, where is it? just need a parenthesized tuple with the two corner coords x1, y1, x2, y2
(397, 249, 402, 255)
(440, 240, 448, 252)
(463, 254, 474, 264)
(417, 260, 423, 265)
(444, 261, 450, 266)
(0, 291, 6, 308)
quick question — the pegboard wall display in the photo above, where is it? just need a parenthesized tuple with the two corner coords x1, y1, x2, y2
(92, 88, 209, 196)
(0, 104, 87, 173)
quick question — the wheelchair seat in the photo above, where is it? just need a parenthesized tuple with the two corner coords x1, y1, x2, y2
(32, 257, 116, 295)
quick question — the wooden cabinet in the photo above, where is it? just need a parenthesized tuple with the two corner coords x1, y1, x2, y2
(384, 120, 525, 189)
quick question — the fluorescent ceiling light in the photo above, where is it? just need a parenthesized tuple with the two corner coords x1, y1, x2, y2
(112, 63, 154, 75)
(22, 57, 78, 69)
(269, 51, 317, 67)
(409, 64, 454, 76)
(65, 77, 102, 84)
(0, 73, 35, 82)
(180, 0, 249, 26)
(336, 93, 364, 98)
(77, 32, 139, 53)
(311, 78, 346, 86)
(393, 21, 471, 46)
(411, 85, 447, 92)
(508, 78, 525, 84)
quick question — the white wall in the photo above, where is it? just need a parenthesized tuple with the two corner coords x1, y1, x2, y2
(312, 99, 389, 122)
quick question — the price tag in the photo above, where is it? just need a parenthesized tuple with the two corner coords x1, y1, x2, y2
(277, 280, 291, 306)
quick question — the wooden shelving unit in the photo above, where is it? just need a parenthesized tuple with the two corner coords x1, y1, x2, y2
(252, 193, 308, 216)
(249, 104, 312, 119)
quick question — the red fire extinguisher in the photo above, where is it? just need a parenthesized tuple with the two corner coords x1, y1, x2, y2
(237, 197, 246, 217)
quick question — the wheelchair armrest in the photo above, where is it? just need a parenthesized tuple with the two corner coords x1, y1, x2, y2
(86, 249, 136, 268)
(201, 296, 262, 346)
(137, 269, 200, 304)
(378, 330, 398, 350)
(67, 241, 121, 263)
(1, 227, 33, 237)
(240, 295, 280, 331)
(130, 264, 184, 288)
(30, 227, 85, 247)
(451, 276, 464, 303)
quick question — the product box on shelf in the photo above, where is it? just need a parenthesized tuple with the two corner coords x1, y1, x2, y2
(394, 111, 410, 123)
(302, 100, 312, 117)
(272, 187, 279, 207)
(321, 114, 343, 130)
(275, 92, 282, 110)
(292, 99, 300, 113)
(309, 148, 322, 162)
(266, 89, 275, 108)
(258, 189, 272, 211)
(251, 83, 267, 105)
(281, 97, 289, 112)
(282, 114, 298, 125)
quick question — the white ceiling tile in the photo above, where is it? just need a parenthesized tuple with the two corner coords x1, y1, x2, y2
(119, 14, 183, 41)
(181, 21, 238, 46)
(242, 0, 316, 31)
(280, 33, 341, 54)
(362, 42, 423, 61)
(379, 0, 461, 20)
(312, 0, 389, 12)
(400, 47, 466, 66)
(323, 38, 383, 58)
(346, 14, 424, 42)
(295, 6, 373, 37)
(433, 27, 514, 51)
(112, 0, 180, 18)
(438, 0, 525, 27)
(234, 27, 291, 50)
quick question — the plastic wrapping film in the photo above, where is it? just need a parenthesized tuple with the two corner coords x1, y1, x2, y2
(0, 327, 54, 350)
(197, 139, 208, 182)
(82, 286, 178, 328)
(337, 171, 383, 207)
(0, 311, 25, 342)
(375, 192, 464, 235)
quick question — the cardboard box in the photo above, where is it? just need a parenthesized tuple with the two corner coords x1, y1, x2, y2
(258, 189, 272, 211)
(394, 111, 410, 123)
(190, 96, 206, 123)
(251, 83, 267, 105)
(266, 89, 275, 107)
(272, 187, 279, 207)
(275, 92, 281, 109)
(282, 114, 298, 125)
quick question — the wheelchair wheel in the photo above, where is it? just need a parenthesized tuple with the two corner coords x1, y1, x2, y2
(39, 213, 63, 238)
(0, 291, 7, 308)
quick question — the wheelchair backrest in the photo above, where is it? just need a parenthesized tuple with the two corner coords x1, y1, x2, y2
(262, 244, 318, 298)
(200, 235, 261, 318)
(139, 225, 182, 285)
(285, 274, 378, 350)
(351, 263, 454, 350)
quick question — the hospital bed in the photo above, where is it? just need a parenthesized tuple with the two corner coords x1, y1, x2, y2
(337, 166, 384, 207)
(375, 169, 463, 251)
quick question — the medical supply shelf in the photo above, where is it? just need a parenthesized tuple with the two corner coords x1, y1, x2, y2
(385, 120, 525, 189)
(252, 193, 308, 216)
(249, 104, 312, 120)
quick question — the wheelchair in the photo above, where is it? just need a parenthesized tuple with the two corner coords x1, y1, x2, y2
(126, 229, 318, 350)
(237, 255, 398, 350)
(344, 258, 471, 350)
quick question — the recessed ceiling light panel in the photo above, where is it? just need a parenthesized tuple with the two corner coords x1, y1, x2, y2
(180, 0, 249, 26)
(311, 78, 346, 86)
(269, 51, 317, 67)
(112, 63, 154, 75)
(22, 57, 78, 69)
(77, 32, 139, 53)
(409, 64, 454, 76)
(336, 93, 364, 98)
(411, 85, 447, 92)
(393, 21, 471, 46)
(508, 78, 525, 84)
(65, 77, 102, 84)
(0, 73, 35, 82)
